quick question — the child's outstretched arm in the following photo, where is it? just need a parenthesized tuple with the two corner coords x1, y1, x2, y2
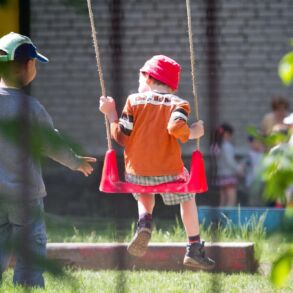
(36, 105, 96, 176)
(76, 156, 97, 176)
(43, 131, 96, 176)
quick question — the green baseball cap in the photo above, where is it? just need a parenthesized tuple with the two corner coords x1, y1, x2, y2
(0, 32, 49, 63)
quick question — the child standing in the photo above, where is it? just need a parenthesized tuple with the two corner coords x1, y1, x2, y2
(210, 123, 243, 206)
(99, 55, 215, 270)
(243, 136, 265, 206)
(0, 32, 96, 288)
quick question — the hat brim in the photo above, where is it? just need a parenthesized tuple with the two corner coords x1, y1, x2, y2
(36, 52, 49, 63)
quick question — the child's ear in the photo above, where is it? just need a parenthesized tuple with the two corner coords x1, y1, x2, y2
(145, 74, 153, 86)
(26, 59, 35, 69)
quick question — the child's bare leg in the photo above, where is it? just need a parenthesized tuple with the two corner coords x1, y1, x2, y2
(225, 186, 237, 206)
(127, 193, 154, 257)
(219, 187, 227, 206)
(180, 198, 200, 237)
(137, 193, 155, 215)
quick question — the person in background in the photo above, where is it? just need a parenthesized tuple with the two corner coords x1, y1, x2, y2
(267, 118, 291, 208)
(260, 97, 290, 136)
(210, 123, 243, 206)
(243, 135, 265, 206)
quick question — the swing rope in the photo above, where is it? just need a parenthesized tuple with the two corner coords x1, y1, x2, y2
(186, 0, 200, 150)
(86, 0, 112, 150)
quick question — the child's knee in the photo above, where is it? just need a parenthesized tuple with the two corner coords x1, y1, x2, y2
(29, 225, 47, 258)
(135, 193, 155, 202)
(137, 194, 155, 211)
(181, 197, 196, 207)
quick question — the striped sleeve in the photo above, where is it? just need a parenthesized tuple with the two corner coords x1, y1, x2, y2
(170, 107, 189, 123)
(119, 112, 134, 136)
(110, 97, 133, 146)
(167, 102, 191, 143)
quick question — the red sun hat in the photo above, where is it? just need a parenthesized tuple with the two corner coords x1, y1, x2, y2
(140, 55, 181, 91)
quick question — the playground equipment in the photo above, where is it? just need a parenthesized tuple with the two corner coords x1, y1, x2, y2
(86, 0, 207, 193)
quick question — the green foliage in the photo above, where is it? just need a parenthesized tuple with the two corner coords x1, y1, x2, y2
(271, 247, 293, 288)
(246, 125, 293, 202)
(269, 38, 293, 289)
(0, 119, 83, 289)
(278, 38, 293, 86)
(246, 125, 260, 138)
(0, 0, 8, 7)
(279, 51, 293, 86)
(202, 211, 267, 243)
(246, 125, 288, 148)
(261, 145, 293, 202)
(0, 118, 82, 161)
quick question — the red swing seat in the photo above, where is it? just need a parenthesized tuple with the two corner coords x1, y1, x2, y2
(99, 149, 208, 194)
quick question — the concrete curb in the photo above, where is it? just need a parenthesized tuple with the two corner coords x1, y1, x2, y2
(47, 242, 257, 273)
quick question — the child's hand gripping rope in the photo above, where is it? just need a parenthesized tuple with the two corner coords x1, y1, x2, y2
(189, 120, 204, 140)
(99, 96, 118, 123)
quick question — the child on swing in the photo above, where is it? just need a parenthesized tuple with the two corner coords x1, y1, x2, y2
(99, 55, 215, 270)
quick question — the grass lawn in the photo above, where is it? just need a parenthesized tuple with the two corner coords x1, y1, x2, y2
(2, 269, 293, 293)
(45, 213, 293, 263)
(1, 213, 293, 292)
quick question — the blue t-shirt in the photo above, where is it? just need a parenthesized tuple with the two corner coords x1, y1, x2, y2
(0, 87, 81, 199)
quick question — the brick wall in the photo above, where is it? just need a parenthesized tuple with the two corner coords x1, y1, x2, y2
(28, 0, 293, 212)
(30, 0, 293, 156)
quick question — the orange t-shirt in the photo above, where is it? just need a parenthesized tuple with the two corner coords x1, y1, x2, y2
(111, 91, 191, 176)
